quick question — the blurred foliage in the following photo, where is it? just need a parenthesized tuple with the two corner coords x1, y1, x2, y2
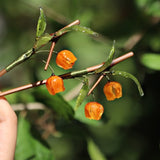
(0, 0, 160, 160)
(141, 53, 160, 70)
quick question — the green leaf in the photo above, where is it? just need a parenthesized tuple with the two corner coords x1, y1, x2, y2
(55, 25, 98, 37)
(34, 33, 52, 49)
(147, 2, 160, 17)
(140, 53, 160, 70)
(15, 114, 54, 160)
(71, 25, 99, 36)
(112, 70, 144, 96)
(15, 114, 35, 160)
(33, 87, 74, 120)
(75, 76, 89, 110)
(32, 139, 54, 160)
(87, 138, 107, 160)
(95, 41, 115, 73)
(36, 8, 47, 38)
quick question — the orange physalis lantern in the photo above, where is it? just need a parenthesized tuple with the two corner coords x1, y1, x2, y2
(103, 81, 122, 101)
(85, 102, 104, 120)
(56, 50, 77, 70)
(46, 75, 65, 95)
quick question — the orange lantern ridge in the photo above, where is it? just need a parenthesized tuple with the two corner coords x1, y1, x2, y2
(56, 50, 77, 70)
(85, 102, 104, 120)
(46, 75, 65, 95)
(103, 81, 122, 101)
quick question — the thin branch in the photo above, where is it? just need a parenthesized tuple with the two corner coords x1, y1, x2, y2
(0, 69, 7, 77)
(110, 51, 134, 67)
(87, 74, 104, 96)
(44, 41, 56, 71)
(0, 20, 80, 78)
(0, 52, 134, 97)
(0, 80, 46, 97)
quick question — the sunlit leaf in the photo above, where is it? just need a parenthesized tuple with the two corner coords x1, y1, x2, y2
(112, 70, 144, 96)
(147, 2, 160, 17)
(95, 41, 115, 73)
(75, 76, 89, 110)
(87, 138, 107, 160)
(135, 0, 160, 17)
(36, 8, 47, 38)
(140, 53, 160, 70)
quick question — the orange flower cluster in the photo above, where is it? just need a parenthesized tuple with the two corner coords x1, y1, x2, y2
(45, 49, 123, 121)
(46, 50, 77, 95)
(84, 81, 122, 121)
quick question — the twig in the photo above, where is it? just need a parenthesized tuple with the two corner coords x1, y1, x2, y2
(110, 51, 134, 67)
(0, 20, 80, 78)
(44, 41, 56, 71)
(0, 52, 134, 97)
(0, 69, 7, 77)
(87, 74, 105, 96)
(0, 80, 46, 97)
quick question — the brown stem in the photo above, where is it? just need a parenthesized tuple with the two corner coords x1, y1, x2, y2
(56, 19, 80, 33)
(0, 52, 134, 97)
(87, 74, 104, 96)
(44, 41, 56, 71)
(0, 69, 7, 77)
(0, 80, 46, 97)
(110, 51, 134, 67)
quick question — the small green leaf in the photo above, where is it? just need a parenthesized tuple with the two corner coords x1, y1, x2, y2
(112, 70, 144, 96)
(75, 76, 89, 110)
(36, 8, 47, 38)
(87, 138, 107, 160)
(71, 25, 99, 36)
(34, 33, 52, 49)
(141, 53, 160, 70)
(54, 28, 70, 37)
(95, 41, 115, 73)
(55, 25, 98, 37)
